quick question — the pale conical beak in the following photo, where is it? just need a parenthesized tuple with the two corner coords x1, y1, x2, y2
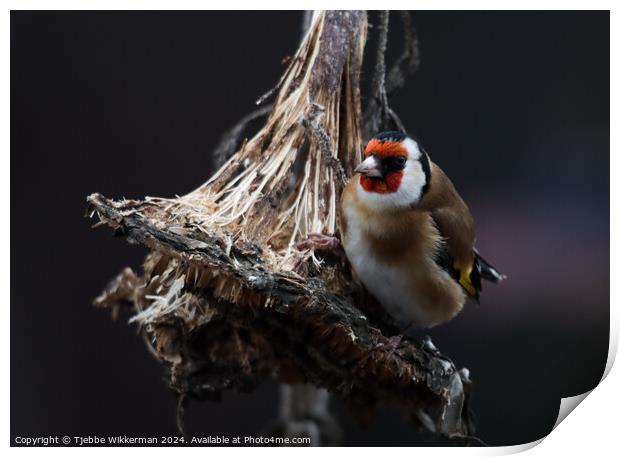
(354, 155, 383, 178)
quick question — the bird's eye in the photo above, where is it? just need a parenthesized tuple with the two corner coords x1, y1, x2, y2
(396, 156, 406, 166)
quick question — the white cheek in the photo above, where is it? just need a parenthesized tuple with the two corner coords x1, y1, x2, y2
(356, 159, 426, 210)
(398, 159, 426, 203)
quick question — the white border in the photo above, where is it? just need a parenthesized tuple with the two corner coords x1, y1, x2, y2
(4, 1, 617, 10)
(5, 2, 615, 455)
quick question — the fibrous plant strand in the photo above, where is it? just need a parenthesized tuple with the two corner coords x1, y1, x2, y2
(154, 11, 366, 270)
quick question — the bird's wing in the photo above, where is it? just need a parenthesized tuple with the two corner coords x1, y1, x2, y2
(430, 206, 480, 298)
(419, 164, 479, 298)
(423, 164, 505, 298)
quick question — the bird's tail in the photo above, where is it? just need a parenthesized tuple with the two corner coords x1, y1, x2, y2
(474, 250, 506, 283)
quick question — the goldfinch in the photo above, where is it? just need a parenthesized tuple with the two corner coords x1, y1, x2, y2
(340, 131, 504, 328)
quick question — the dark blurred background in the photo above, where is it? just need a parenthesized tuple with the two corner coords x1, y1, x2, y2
(11, 11, 609, 446)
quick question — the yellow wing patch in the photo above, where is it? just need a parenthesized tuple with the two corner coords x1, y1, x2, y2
(453, 259, 477, 297)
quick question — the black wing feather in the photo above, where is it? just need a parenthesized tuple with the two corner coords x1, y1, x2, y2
(474, 249, 506, 283)
(434, 247, 504, 300)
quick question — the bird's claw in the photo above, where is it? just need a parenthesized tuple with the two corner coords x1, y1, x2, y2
(296, 233, 342, 252)
(370, 327, 404, 355)
(376, 335, 404, 353)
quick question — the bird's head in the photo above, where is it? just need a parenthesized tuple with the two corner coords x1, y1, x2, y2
(354, 131, 431, 209)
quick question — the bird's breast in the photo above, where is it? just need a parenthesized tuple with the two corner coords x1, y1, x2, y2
(340, 183, 465, 328)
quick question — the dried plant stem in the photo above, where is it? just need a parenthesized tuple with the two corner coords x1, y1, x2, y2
(158, 12, 366, 270)
(363, 11, 419, 136)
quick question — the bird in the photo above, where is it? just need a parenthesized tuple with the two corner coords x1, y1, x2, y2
(339, 131, 505, 329)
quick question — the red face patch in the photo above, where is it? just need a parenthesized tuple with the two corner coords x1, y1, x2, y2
(360, 172, 403, 194)
(364, 138, 409, 159)
(360, 138, 406, 193)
